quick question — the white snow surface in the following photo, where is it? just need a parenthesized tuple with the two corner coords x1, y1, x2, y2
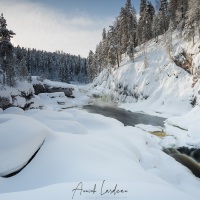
(0, 92, 200, 200)
(1, 31, 200, 199)
(0, 114, 48, 176)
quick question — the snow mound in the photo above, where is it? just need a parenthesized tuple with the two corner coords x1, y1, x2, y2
(26, 109, 87, 134)
(3, 107, 24, 115)
(26, 109, 76, 122)
(0, 114, 50, 176)
(43, 120, 87, 134)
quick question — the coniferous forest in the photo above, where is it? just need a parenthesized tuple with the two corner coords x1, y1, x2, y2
(0, 14, 87, 87)
(1, 0, 200, 86)
(87, 0, 200, 80)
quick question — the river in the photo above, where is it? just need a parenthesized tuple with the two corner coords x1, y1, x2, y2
(83, 104, 166, 127)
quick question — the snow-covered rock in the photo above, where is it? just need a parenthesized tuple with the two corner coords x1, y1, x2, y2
(32, 77, 74, 97)
(0, 81, 35, 110)
(0, 114, 50, 176)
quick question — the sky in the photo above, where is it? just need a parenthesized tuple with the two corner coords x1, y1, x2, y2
(0, 0, 154, 57)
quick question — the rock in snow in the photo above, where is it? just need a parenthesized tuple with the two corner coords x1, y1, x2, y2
(0, 114, 49, 176)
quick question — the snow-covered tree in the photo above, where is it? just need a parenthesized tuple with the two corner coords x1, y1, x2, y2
(139, 0, 147, 15)
(127, 37, 135, 61)
(152, 14, 159, 42)
(108, 23, 120, 68)
(87, 50, 95, 81)
(137, 17, 144, 45)
(142, 2, 155, 43)
(0, 14, 16, 86)
(168, 0, 178, 28)
(158, 0, 169, 34)
(186, 0, 200, 39)
(127, 2, 137, 48)
(176, 0, 189, 30)
(119, 0, 137, 54)
(108, 45, 117, 67)
(119, 7, 128, 54)
(15, 46, 30, 81)
(18, 58, 29, 81)
(102, 28, 106, 40)
(137, 0, 147, 45)
(13, 46, 88, 83)
(101, 29, 109, 67)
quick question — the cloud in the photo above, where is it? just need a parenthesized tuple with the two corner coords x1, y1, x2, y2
(0, 0, 113, 57)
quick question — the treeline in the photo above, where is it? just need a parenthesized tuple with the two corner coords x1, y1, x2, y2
(0, 14, 87, 87)
(14, 47, 87, 83)
(87, 0, 200, 81)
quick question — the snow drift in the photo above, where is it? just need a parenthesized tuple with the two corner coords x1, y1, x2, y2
(0, 113, 50, 176)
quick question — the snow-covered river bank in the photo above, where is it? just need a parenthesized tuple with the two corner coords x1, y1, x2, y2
(0, 73, 200, 199)
(1, 85, 200, 200)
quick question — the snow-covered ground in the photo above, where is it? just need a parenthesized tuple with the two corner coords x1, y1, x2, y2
(1, 31, 200, 199)
(0, 85, 200, 200)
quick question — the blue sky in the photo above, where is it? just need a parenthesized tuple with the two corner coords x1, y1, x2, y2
(1, 0, 154, 57)
(29, 0, 143, 17)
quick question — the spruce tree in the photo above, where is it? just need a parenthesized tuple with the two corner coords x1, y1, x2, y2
(176, 0, 189, 30)
(119, 0, 137, 55)
(108, 22, 120, 68)
(140, 0, 147, 15)
(168, 0, 178, 30)
(87, 50, 95, 81)
(137, 0, 147, 45)
(152, 14, 159, 42)
(186, 0, 200, 39)
(119, 7, 128, 54)
(127, 37, 135, 61)
(127, 2, 137, 48)
(0, 14, 16, 86)
(158, 0, 169, 34)
(142, 2, 155, 43)
(18, 58, 29, 81)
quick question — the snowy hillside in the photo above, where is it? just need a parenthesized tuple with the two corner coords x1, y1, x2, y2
(91, 31, 200, 148)
(92, 31, 200, 117)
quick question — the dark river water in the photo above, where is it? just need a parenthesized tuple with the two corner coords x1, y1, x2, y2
(83, 105, 166, 127)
